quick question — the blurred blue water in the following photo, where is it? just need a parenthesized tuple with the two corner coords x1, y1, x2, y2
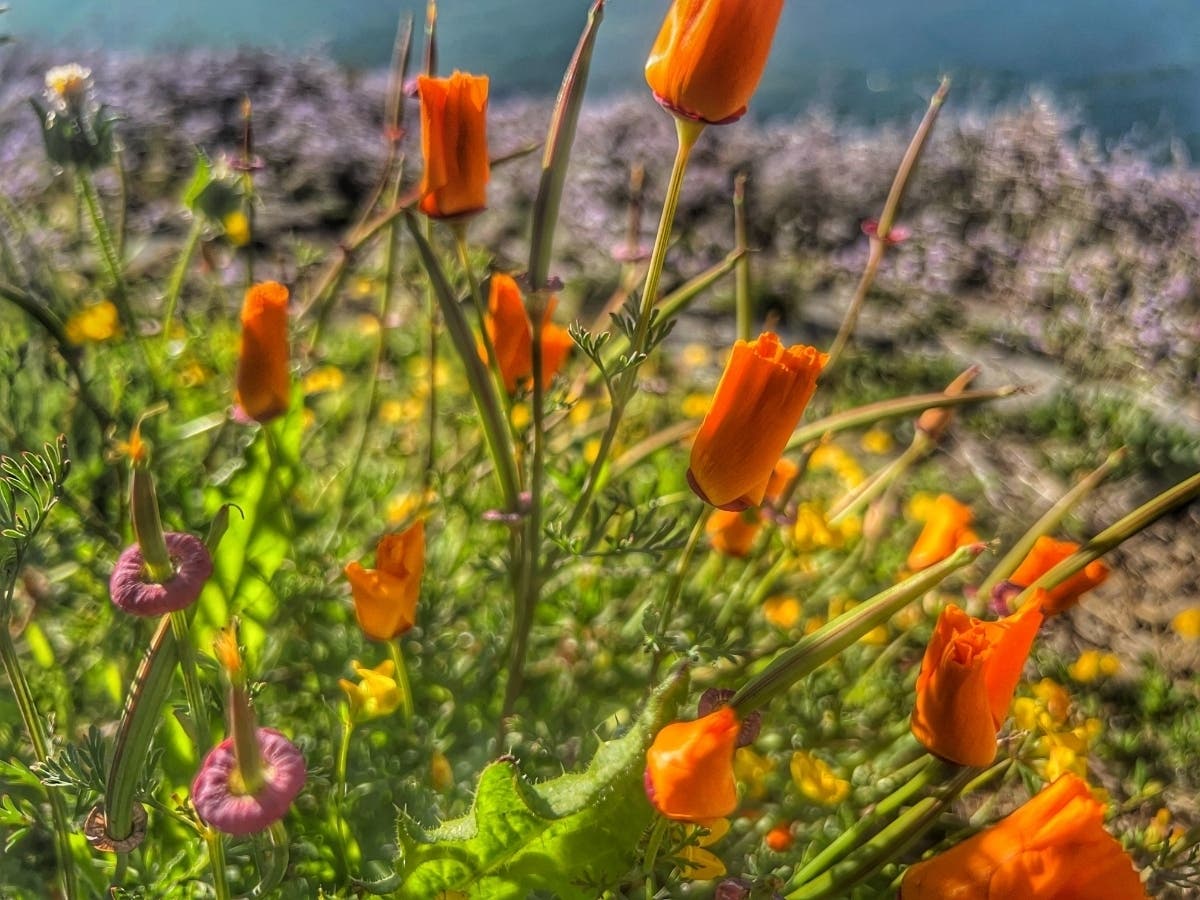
(7, 0, 1200, 153)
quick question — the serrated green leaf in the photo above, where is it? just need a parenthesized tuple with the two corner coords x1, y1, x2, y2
(181, 151, 213, 212)
(392, 671, 688, 898)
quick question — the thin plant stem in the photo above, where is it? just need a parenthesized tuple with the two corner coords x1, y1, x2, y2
(565, 117, 702, 535)
(424, 218, 440, 489)
(649, 508, 710, 682)
(388, 638, 415, 722)
(168, 610, 212, 750)
(452, 227, 511, 418)
(202, 826, 231, 900)
(733, 172, 751, 341)
(642, 815, 669, 900)
(0, 626, 79, 900)
(160, 217, 204, 348)
(333, 716, 357, 877)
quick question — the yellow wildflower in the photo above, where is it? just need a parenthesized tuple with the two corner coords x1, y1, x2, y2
(905, 491, 938, 523)
(809, 443, 865, 487)
(356, 314, 382, 336)
(569, 398, 595, 425)
(302, 365, 345, 395)
(681, 392, 711, 419)
(1031, 679, 1070, 726)
(222, 209, 250, 247)
(510, 402, 531, 430)
(793, 502, 858, 552)
(584, 437, 602, 464)
(1146, 808, 1186, 849)
(1068, 649, 1121, 683)
(338, 659, 401, 722)
(790, 751, 850, 806)
(733, 747, 774, 800)
(65, 300, 120, 344)
(681, 343, 712, 369)
(1171, 607, 1200, 639)
(674, 818, 728, 881)
(763, 595, 801, 630)
(380, 399, 406, 424)
(860, 427, 895, 455)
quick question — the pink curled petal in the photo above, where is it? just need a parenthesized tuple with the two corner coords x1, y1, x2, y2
(109, 532, 213, 617)
(191, 729, 306, 836)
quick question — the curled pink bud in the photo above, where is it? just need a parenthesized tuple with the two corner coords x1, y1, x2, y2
(191, 728, 306, 836)
(109, 532, 213, 617)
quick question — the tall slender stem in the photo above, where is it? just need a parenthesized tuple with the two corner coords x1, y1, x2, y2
(160, 218, 204, 348)
(387, 638, 415, 722)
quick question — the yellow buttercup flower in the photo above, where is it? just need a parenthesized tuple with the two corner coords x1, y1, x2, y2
(674, 818, 728, 881)
(681, 392, 711, 419)
(510, 402, 531, 430)
(222, 209, 250, 247)
(338, 659, 401, 722)
(1069, 649, 1121, 683)
(809, 443, 865, 487)
(302, 365, 345, 395)
(65, 300, 120, 345)
(1171, 607, 1200, 639)
(860, 427, 895, 455)
(790, 751, 850, 806)
(763, 595, 801, 629)
(793, 502, 859, 552)
(733, 747, 774, 800)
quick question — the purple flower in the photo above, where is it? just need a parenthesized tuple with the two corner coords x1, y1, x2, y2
(109, 532, 213, 616)
(191, 728, 306, 835)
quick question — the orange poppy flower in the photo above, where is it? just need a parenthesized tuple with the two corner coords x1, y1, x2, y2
(235, 281, 291, 423)
(706, 508, 760, 558)
(344, 521, 426, 641)
(906, 494, 979, 571)
(645, 0, 786, 125)
(645, 706, 741, 821)
(483, 274, 573, 393)
(764, 457, 799, 507)
(1009, 535, 1110, 615)
(687, 333, 826, 511)
(910, 597, 1045, 767)
(901, 773, 1148, 899)
(417, 72, 490, 219)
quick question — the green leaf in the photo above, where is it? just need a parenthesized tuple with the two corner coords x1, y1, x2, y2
(180, 151, 213, 212)
(391, 671, 688, 898)
(196, 398, 302, 662)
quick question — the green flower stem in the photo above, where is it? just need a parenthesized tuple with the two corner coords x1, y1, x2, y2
(732, 543, 984, 715)
(565, 118, 702, 536)
(827, 438, 928, 526)
(788, 386, 1023, 452)
(649, 508, 711, 682)
(1015, 468, 1200, 608)
(642, 815, 669, 900)
(76, 171, 129, 316)
(406, 213, 520, 512)
(452, 228, 511, 420)
(202, 826, 232, 900)
(0, 624, 78, 900)
(160, 217, 204, 348)
(333, 714, 358, 878)
(253, 820, 291, 897)
(824, 78, 949, 374)
(977, 446, 1126, 599)
(789, 754, 936, 887)
(169, 610, 212, 751)
(733, 172, 752, 341)
(786, 763, 978, 899)
(387, 638, 415, 722)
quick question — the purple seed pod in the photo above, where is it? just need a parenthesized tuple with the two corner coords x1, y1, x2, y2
(191, 728, 306, 836)
(109, 532, 213, 616)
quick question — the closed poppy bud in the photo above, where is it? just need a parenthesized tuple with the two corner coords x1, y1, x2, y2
(901, 773, 1148, 899)
(906, 494, 979, 571)
(344, 521, 426, 641)
(418, 71, 490, 220)
(911, 597, 1045, 767)
(1009, 535, 1110, 615)
(706, 508, 760, 558)
(483, 274, 573, 393)
(338, 659, 402, 723)
(645, 0, 785, 125)
(235, 281, 290, 424)
(645, 706, 741, 821)
(688, 333, 826, 511)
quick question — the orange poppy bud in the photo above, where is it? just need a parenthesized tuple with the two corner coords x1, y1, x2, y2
(764, 457, 799, 507)
(765, 822, 794, 853)
(235, 281, 291, 423)
(911, 597, 1045, 767)
(906, 494, 979, 571)
(901, 773, 1148, 899)
(344, 521, 426, 641)
(417, 71, 490, 220)
(645, 706, 741, 821)
(645, 0, 785, 125)
(706, 508, 760, 558)
(483, 274, 573, 393)
(687, 333, 826, 511)
(1009, 535, 1110, 615)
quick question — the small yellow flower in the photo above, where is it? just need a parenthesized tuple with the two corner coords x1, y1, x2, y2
(733, 747, 774, 800)
(380, 399, 406, 424)
(386, 491, 432, 527)
(1146, 808, 1186, 848)
(674, 818, 728, 881)
(1068, 649, 1121, 683)
(860, 427, 895, 455)
(569, 398, 595, 425)
(65, 300, 120, 345)
(1031, 679, 1070, 726)
(510, 402, 531, 430)
(356, 314, 382, 336)
(905, 491, 938, 523)
(213, 627, 242, 678)
(861, 624, 890, 646)
(681, 392, 711, 419)
(763, 595, 801, 629)
(338, 659, 401, 722)
(793, 502, 858, 552)
(44, 63, 91, 109)
(583, 437, 602, 464)
(809, 444, 865, 487)
(790, 751, 850, 806)
(302, 365, 345, 395)
(1171, 607, 1200, 639)
(222, 209, 250, 247)
(681, 343, 712, 369)
(352, 276, 377, 299)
